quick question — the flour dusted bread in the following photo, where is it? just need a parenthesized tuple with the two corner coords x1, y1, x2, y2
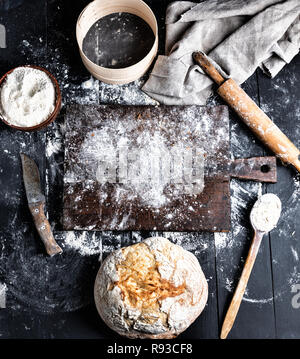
(94, 237, 208, 339)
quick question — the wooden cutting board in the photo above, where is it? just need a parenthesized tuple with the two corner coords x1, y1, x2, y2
(63, 105, 276, 232)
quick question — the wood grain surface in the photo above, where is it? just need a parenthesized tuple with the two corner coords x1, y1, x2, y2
(0, 0, 299, 340)
(63, 105, 232, 232)
(63, 105, 277, 232)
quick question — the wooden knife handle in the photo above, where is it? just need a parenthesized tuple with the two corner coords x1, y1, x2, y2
(29, 202, 63, 257)
(220, 231, 264, 339)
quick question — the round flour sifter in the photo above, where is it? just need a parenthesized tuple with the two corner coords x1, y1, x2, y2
(76, 0, 158, 84)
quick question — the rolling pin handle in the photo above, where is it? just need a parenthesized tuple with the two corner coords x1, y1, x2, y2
(193, 52, 300, 173)
(217, 78, 300, 173)
(193, 51, 225, 86)
(294, 155, 300, 173)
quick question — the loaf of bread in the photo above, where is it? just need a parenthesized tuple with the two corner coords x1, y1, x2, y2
(94, 237, 208, 339)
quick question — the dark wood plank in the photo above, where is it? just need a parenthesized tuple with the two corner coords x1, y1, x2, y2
(63, 104, 232, 232)
(129, 230, 220, 339)
(45, 0, 98, 106)
(170, 232, 220, 339)
(45, 0, 101, 232)
(0, 0, 105, 328)
(0, 0, 219, 341)
(1, 0, 296, 340)
(0, 305, 110, 338)
(63, 178, 231, 232)
(257, 53, 300, 339)
(0, 0, 46, 71)
(0, 0, 50, 313)
(214, 74, 277, 338)
(96, 0, 170, 106)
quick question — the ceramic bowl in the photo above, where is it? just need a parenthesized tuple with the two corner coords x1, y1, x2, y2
(0, 65, 61, 131)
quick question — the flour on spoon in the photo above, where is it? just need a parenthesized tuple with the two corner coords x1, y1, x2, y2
(250, 193, 281, 232)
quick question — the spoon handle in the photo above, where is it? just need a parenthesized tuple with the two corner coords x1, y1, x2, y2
(220, 230, 264, 339)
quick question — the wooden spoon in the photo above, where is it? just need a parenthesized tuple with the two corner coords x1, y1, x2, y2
(220, 193, 281, 339)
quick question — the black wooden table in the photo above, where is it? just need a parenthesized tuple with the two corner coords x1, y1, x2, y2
(0, 0, 299, 339)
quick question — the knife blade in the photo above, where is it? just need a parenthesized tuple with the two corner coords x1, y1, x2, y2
(20, 153, 45, 204)
(20, 154, 62, 257)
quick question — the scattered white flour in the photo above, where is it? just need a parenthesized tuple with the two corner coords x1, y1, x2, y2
(81, 76, 99, 91)
(78, 127, 202, 208)
(250, 193, 282, 233)
(214, 232, 229, 252)
(214, 180, 274, 304)
(0, 67, 55, 127)
(16, 39, 298, 312)
(291, 247, 299, 262)
(225, 278, 234, 292)
(162, 232, 209, 253)
(0, 283, 7, 308)
(242, 296, 274, 304)
(291, 175, 300, 201)
(63, 231, 122, 258)
(64, 105, 227, 214)
(288, 266, 300, 287)
(64, 231, 101, 256)
(46, 127, 63, 158)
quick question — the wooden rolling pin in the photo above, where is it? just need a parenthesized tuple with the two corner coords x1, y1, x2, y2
(193, 51, 300, 172)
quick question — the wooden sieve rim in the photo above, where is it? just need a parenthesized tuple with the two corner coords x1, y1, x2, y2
(76, 0, 158, 84)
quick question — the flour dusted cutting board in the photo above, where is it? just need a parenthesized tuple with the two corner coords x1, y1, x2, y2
(63, 105, 276, 232)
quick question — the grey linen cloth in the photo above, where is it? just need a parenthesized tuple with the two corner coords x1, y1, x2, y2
(142, 0, 300, 105)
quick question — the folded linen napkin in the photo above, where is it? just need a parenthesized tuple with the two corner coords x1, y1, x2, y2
(142, 0, 300, 105)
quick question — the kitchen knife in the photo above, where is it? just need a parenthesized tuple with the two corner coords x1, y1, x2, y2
(20, 153, 62, 256)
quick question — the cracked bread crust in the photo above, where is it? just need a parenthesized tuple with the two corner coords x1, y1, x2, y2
(94, 237, 208, 339)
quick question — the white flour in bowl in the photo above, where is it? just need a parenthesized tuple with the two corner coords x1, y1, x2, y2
(0, 67, 55, 127)
(250, 193, 281, 233)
